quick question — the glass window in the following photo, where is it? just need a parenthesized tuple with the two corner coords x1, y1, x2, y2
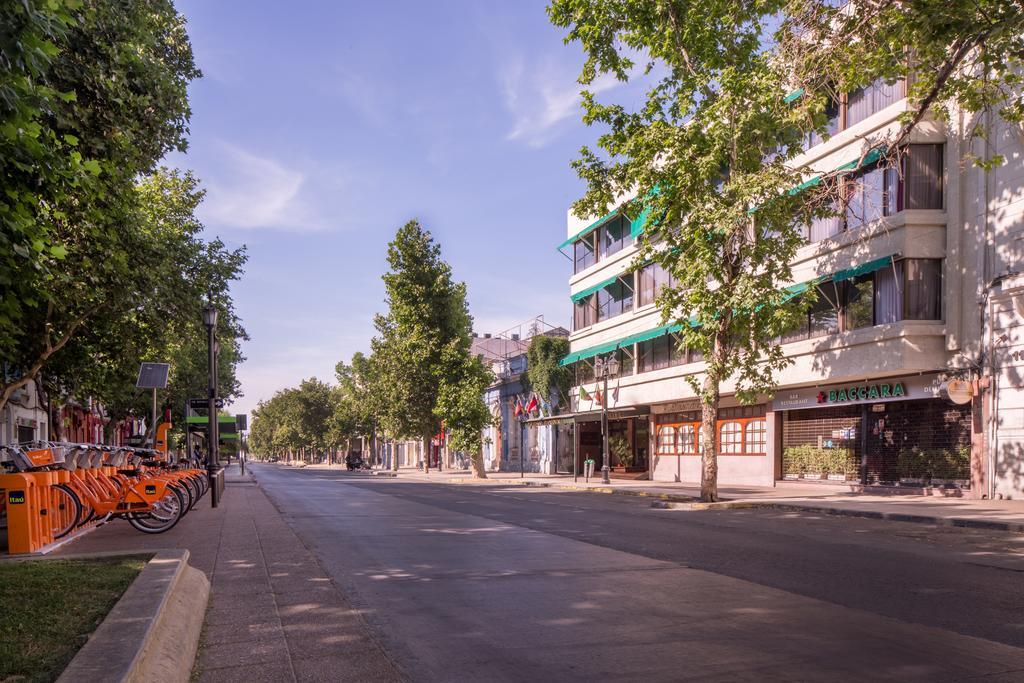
(810, 285, 840, 337)
(601, 215, 631, 258)
(904, 144, 943, 210)
(847, 78, 905, 128)
(844, 274, 874, 330)
(720, 422, 744, 454)
(678, 425, 698, 454)
(845, 165, 886, 231)
(656, 426, 676, 455)
(574, 233, 596, 273)
(745, 420, 767, 454)
(637, 262, 673, 307)
(639, 335, 672, 372)
(874, 260, 903, 324)
(687, 346, 704, 363)
(597, 277, 634, 321)
(573, 295, 595, 330)
(903, 259, 942, 320)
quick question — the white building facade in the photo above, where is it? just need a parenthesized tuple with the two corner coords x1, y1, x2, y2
(561, 79, 1024, 498)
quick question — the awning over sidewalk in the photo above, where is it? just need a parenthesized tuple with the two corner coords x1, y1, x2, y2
(523, 406, 651, 426)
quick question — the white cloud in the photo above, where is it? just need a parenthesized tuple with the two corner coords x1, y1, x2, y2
(501, 55, 621, 148)
(199, 144, 334, 232)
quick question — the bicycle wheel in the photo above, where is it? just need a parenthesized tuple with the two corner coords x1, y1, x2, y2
(175, 481, 194, 517)
(51, 484, 83, 539)
(126, 485, 184, 534)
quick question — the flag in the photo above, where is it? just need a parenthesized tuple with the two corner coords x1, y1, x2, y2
(525, 395, 538, 414)
(579, 386, 592, 402)
(611, 385, 619, 403)
(593, 389, 604, 406)
(513, 399, 523, 417)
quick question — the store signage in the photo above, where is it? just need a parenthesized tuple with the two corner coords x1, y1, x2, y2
(817, 382, 905, 405)
(940, 379, 973, 405)
(771, 374, 944, 412)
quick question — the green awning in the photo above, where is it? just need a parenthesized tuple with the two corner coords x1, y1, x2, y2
(558, 319, 695, 366)
(789, 147, 887, 196)
(570, 274, 620, 303)
(557, 209, 620, 250)
(831, 254, 895, 282)
(784, 88, 805, 104)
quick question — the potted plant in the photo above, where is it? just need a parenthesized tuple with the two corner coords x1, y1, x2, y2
(609, 435, 636, 471)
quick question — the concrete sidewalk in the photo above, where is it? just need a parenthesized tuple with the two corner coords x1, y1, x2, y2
(335, 465, 1024, 533)
(54, 466, 405, 682)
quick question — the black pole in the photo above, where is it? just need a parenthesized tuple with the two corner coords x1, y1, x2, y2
(601, 370, 611, 484)
(207, 304, 220, 507)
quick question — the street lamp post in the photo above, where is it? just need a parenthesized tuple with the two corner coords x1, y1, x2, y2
(203, 297, 221, 507)
(594, 354, 620, 485)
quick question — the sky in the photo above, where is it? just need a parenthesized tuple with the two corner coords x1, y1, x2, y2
(167, 0, 642, 418)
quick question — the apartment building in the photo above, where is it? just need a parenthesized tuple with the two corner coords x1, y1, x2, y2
(560, 78, 1024, 498)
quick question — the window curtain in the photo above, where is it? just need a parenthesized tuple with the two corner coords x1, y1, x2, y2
(903, 259, 942, 320)
(874, 260, 903, 324)
(906, 144, 943, 209)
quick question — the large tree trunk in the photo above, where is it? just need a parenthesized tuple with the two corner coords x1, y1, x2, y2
(422, 432, 432, 473)
(470, 446, 487, 479)
(699, 373, 720, 502)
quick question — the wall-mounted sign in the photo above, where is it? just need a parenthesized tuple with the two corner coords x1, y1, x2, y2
(771, 374, 944, 412)
(819, 382, 905, 404)
(940, 379, 973, 405)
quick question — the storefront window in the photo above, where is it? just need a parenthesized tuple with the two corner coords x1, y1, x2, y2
(678, 424, 698, 454)
(720, 422, 744, 454)
(656, 425, 676, 455)
(745, 420, 767, 454)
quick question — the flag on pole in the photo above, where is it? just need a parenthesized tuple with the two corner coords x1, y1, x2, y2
(513, 398, 523, 417)
(579, 386, 592, 402)
(593, 389, 604, 406)
(525, 394, 538, 414)
(611, 385, 619, 403)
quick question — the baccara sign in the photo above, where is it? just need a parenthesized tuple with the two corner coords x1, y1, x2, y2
(771, 374, 944, 412)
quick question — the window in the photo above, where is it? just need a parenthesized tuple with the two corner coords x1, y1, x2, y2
(810, 284, 841, 337)
(574, 233, 597, 273)
(597, 277, 634, 321)
(720, 422, 744, 454)
(847, 78, 905, 128)
(637, 333, 686, 373)
(745, 420, 767, 454)
(601, 215, 632, 258)
(874, 260, 902, 324)
(903, 259, 942, 320)
(574, 359, 595, 385)
(807, 95, 840, 148)
(843, 274, 874, 330)
(904, 144, 944, 210)
(678, 424, 698, 454)
(805, 144, 943, 244)
(610, 347, 634, 378)
(637, 262, 674, 307)
(656, 426, 676, 455)
(573, 295, 596, 330)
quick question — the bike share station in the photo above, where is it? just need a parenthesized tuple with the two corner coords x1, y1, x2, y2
(0, 364, 217, 555)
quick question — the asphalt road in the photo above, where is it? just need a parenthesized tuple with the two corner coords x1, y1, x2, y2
(251, 464, 1024, 681)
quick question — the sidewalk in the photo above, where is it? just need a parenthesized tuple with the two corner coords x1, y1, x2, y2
(350, 466, 1024, 533)
(54, 466, 405, 682)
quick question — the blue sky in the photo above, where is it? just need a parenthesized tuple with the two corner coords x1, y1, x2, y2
(168, 0, 639, 417)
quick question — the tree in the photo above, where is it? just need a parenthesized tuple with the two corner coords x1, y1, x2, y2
(549, 0, 1024, 501)
(525, 335, 572, 413)
(0, 0, 203, 413)
(549, 1, 811, 501)
(371, 221, 474, 472)
(435, 349, 493, 478)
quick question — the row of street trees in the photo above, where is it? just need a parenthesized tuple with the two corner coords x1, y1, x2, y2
(1, 1, 247, 438)
(251, 222, 493, 475)
(550, 0, 1024, 501)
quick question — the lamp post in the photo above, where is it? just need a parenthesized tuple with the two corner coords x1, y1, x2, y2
(594, 354, 620, 485)
(203, 297, 221, 507)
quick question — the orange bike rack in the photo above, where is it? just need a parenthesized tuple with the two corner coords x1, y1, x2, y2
(0, 471, 58, 554)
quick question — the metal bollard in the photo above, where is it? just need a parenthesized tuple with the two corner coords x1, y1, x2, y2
(584, 458, 595, 482)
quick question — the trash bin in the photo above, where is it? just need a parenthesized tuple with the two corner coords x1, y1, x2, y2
(584, 458, 595, 481)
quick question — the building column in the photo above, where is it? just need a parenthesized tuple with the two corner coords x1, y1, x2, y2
(766, 409, 783, 486)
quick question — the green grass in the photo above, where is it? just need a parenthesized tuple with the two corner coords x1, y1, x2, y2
(0, 556, 149, 683)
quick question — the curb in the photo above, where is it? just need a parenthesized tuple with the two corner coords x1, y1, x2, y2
(58, 549, 211, 683)
(650, 500, 1024, 533)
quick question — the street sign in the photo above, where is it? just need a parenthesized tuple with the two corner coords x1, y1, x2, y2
(188, 397, 224, 412)
(236, 414, 248, 431)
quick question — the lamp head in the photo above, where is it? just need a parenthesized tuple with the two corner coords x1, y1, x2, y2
(202, 303, 218, 328)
